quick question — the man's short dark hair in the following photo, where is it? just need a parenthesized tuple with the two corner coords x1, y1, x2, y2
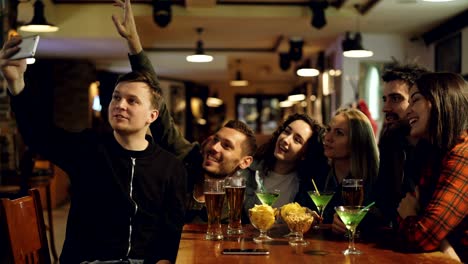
(381, 61, 429, 87)
(223, 120, 257, 156)
(115, 70, 162, 110)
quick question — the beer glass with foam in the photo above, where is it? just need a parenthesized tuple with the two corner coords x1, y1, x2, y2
(204, 178, 225, 240)
(342, 179, 364, 206)
(225, 174, 246, 235)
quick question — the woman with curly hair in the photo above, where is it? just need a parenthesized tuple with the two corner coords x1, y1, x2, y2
(243, 113, 329, 218)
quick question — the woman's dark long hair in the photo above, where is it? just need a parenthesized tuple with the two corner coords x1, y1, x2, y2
(414, 73, 468, 205)
(254, 113, 329, 182)
(415, 72, 468, 154)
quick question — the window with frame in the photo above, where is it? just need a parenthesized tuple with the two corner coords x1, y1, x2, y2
(236, 95, 282, 134)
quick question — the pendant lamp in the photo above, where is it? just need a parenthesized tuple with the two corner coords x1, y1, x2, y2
(342, 32, 373, 58)
(186, 27, 213, 63)
(19, 0, 59, 33)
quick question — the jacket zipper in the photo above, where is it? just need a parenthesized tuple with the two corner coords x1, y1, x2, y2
(126, 157, 138, 258)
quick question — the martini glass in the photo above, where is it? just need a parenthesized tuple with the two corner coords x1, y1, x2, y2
(334, 206, 370, 255)
(308, 190, 335, 229)
(255, 190, 280, 206)
(342, 178, 364, 238)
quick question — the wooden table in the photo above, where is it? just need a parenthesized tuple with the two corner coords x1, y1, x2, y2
(176, 224, 459, 264)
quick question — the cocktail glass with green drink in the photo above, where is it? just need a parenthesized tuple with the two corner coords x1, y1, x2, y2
(254, 170, 280, 207)
(255, 191, 280, 206)
(308, 190, 334, 229)
(334, 206, 370, 255)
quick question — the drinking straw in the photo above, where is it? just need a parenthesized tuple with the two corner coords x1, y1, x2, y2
(311, 179, 320, 196)
(361, 201, 375, 212)
(255, 170, 267, 192)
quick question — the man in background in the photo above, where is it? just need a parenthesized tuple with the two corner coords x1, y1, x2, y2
(113, 0, 257, 222)
(375, 61, 429, 228)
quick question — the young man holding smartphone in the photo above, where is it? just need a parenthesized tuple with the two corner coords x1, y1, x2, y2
(0, 1, 186, 263)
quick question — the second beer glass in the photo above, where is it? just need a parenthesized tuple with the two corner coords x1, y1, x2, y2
(342, 179, 364, 206)
(204, 178, 225, 240)
(225, 175, 246, 235)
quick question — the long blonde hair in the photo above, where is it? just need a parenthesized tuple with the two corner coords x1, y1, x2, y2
(335, 108, 379, 186)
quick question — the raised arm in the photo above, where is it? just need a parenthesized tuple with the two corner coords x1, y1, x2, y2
(112, 0, 142, 55)
(1, 36, 84, 174)
(112, 0, 197, 161)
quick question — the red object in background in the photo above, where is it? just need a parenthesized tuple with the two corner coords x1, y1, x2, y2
(357, 99, 378, 136)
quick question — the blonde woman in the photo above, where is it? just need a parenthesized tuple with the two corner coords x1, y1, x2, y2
(320, 108, 379, 233)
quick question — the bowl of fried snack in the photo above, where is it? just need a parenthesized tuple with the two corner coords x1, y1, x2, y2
(249, 204, 278, 242)
(281, 203, 315, 246)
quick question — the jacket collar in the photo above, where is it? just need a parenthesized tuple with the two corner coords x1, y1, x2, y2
(107, 134, 157, 158)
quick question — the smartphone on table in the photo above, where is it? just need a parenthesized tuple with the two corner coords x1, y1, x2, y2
(222, 248, 270, 255)
(10, 35, 40, 60)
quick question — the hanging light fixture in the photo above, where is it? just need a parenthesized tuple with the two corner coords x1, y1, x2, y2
(279, 100, 294, 108)
(296, 59, 320, 77)
(342, 6, 373, 58)
(288, 37, 304, 62)
(206, 93, 223, 107)
(309, 0, 328, 30)
(19, 0, 59, 33)
(342, 31, 373, 58)
(230, 59, 249, 87)
(186, 27, 213, 63)
(288, 83, 307, 102)
(153, 0, 172, 28)
(279, 52, 291, 71)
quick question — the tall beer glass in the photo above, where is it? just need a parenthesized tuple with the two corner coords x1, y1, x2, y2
(342, 178, 364, 238)
(204, 178, 225, 240)
(225, 175, 246, 235)
(342, 179, 364, 206)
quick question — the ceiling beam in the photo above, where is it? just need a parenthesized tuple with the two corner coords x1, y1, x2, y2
(329, 0, 346, 9)
(53, 0, 347, 8)
(355, 0, 380, 15)
(215, 0, 309, 6)
(185, 0, 217, 8)
(143, 35, 285, 53)
(422, 9, 468, 45)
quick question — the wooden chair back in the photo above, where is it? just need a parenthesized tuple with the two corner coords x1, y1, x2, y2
(0, 189, 51, 264)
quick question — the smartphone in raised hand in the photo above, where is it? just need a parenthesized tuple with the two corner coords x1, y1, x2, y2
(10, 35, 40, 60)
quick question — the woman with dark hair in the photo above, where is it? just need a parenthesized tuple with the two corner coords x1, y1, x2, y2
(243, 113, 329, 217)
(397, 72, 467, 262)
